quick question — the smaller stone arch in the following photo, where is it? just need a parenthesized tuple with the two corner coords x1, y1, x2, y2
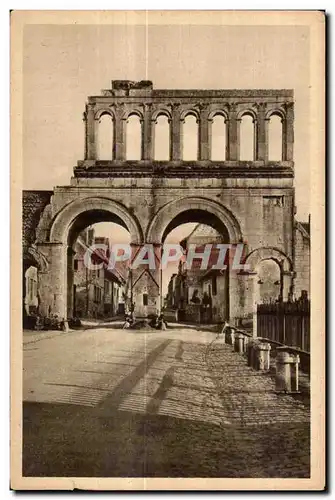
(265, 108, 286, 121)
(237, 108, 258, 123)
(180, 108, 200, 123)
(122, 108, 144, 122)
(151, 107, 172, 123)
(27, 245, 49, 273)
(208, 109, 229, 122)
(245, 247, 292, 273)
(94, 108, 116, 121)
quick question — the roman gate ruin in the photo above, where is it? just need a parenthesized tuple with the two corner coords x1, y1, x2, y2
(23, 80, 297, 328)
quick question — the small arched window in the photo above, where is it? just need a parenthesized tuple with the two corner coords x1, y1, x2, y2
(211, 115, 227, 161)
(97, 114, 114, 160)
(268, 114, 283, 161)
(126, 114, 142, 160)
(154, 115, 170, 160)
(183, 114, 198, 161)
(240, 114, 255, 161)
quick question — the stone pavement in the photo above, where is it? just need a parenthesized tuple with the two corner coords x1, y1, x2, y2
(23, 326, 310, 478)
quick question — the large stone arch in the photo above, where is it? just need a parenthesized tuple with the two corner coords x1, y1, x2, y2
(146, 196, 243, 244)
(49, 196, 143, 245)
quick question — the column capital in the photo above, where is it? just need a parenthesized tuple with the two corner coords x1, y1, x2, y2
(227, 102, 239, 114)
(143, 102, 153, 110)
(171, 101, 181, 110)
(255, 102, 268, 112)
(198, 101, 209, 112)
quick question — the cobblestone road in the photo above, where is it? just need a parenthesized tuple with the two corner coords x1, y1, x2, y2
(23, 324, 310, 478)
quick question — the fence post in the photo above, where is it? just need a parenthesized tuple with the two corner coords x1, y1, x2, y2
(234, 332, 245, 353)
(275, 348, 300, 393)
(255, 342, 271, 371)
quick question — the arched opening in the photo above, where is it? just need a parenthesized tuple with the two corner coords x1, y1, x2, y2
(126, 114, 142, 160)
(154, 115, 170, 160)
(183, 114, 198, 160)
(161, 209, 230, 325)
(268, 114, 283, 161)
(24, 265, 38, 316)
(211, 115, 227, 161)
(240, 114, 255, 161)
(67, 210, 131, 323)
(97, 114, 114, 160)
(256, 259, 282, 304)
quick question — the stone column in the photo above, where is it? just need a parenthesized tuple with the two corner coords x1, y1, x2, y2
(67, 247, 76, 319)
(171, 103, 182, 161)
(285, 103, 294, 161)
(227, 104, 240, 161)
(83, 107, 88, 160)
(229, 265, 244, 326)
(256, 103, 268, 161)
(36, 242, 67, 320)
(86, 103, 97, 160)
(199, 104, 210, 160)
(114, 104, 126, 160)
(142, 103, 153, 160)
(251, 272, 260, 338)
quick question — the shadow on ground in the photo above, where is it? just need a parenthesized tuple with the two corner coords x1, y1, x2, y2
(23, 400, 310, 478)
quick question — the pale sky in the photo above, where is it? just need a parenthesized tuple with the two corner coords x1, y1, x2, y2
(23, 23, 311, 296)
(23, 23, 311, 220)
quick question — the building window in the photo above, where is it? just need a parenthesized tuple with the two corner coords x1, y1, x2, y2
(143, 293, 148, 306)
(74, 260, 78, 271)
(212, 275, 217, 296)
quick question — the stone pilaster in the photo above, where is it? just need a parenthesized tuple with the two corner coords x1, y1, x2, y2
(67, 247, 76, 318)
(199, 104, 210, 160)
(285, 102, 294, 161)
(256, 103, 268, 161)
(143, 103, 153, 160)
(171, 103, 182, 160)
(227, 103, 239, 161)
(36, 242, 67, 320)
(86, 104, 97, 160)
(114, 103, 126, 161)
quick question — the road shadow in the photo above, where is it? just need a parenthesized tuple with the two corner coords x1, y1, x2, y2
(23, 401, 310, 478)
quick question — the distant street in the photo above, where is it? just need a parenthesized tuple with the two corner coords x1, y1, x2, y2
(23, 322, 310, 478)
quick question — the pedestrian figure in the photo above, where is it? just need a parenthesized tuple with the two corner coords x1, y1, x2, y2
(156, 313, 168, 330)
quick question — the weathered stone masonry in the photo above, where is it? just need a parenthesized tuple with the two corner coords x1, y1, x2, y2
(23, 80, 303, 326)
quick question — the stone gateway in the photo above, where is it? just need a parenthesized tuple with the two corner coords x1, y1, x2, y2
(23, 80, 309, 329)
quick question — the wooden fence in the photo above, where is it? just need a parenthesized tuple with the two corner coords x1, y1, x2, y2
(257, 299, 310, 352)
